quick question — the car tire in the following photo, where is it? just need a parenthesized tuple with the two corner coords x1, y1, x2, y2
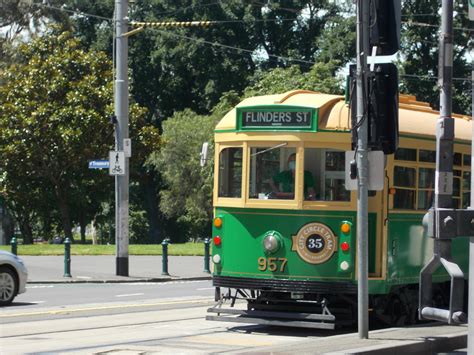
(0, 266, 18, 306)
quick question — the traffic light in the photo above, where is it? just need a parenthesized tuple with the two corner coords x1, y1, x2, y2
(369, 0, 401, 56)
(350, 63, 399, 154)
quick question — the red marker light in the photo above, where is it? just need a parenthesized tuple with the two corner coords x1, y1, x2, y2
(213, 235, 222, 246)
(341, 242, 350, 252)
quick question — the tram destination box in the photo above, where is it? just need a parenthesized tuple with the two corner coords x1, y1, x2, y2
(236, 105, 317, 131)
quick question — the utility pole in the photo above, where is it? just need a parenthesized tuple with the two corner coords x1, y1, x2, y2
(419, 0, 470, 326)
(469, 56, 474, 354)
(114, 0, 129, 276)
(356, 0, 369, 339)
(468, 0, 474, 351)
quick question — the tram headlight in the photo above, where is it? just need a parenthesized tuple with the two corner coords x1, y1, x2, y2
(340, 261, 350, 271)
(262, 231, 282, 254)
(212, 254, 221, 264)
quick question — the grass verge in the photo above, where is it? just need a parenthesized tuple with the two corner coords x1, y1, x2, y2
(0, 242, 205, 256)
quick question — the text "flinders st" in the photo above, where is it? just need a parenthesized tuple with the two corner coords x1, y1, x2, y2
(244, 111, 311, 124)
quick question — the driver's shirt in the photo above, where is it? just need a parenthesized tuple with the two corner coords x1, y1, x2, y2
(272, 170, 315, 197)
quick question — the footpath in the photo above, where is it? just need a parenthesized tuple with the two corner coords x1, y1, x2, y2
(22, 255, 212, 283)
(20, 255, 467, 354)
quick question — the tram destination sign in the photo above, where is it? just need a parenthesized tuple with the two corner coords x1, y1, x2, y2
(236, 105, 317, 131)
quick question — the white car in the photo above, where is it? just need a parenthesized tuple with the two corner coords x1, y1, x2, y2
(0, 250, 28, 306)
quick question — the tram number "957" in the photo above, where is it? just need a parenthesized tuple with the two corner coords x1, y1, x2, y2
(258, 257, 288, 272)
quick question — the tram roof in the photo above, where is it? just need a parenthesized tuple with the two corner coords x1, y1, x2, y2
(215, 90, 472, 142)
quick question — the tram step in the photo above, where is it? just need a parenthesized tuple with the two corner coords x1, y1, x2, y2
(206, 307, 335, 329)
(206, 314, 335, 329)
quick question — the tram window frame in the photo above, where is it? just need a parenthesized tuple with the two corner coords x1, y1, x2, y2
(417, 167, 435, 210)
(218, 147, 243, 198)
(392, 147, 470, 211)
(393, 165, 417, 210)
(462, 156, 471, 208)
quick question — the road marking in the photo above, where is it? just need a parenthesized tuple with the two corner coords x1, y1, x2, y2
(76, 276, 92, 279)
(30, 301, 46, 304)
(26, 285, 54, 289)
(119, 280, 210, 286)
(196, 288, 214, 291)
(115, 293, 145, 298)
(0, 298, 212, 318)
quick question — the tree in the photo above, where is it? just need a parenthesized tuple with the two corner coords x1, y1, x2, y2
(0, 29, 157, 241)
(153, 61, 343, 239)
(243, 61, 343, 98)
(399, 0, 471, 114)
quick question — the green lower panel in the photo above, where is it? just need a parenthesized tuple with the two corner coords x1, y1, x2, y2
(212, 207, 357, 282)
(387, 213, 469, 285)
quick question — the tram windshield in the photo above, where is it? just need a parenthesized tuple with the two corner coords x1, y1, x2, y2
(217, 145, 350, 202)
(249, 146, 297, 199)
(304, 148, 350, 202)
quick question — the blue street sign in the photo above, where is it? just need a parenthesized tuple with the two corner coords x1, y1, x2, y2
(88, 160, 110, 169)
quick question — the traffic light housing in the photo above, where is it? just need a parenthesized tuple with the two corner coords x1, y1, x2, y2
(349, 63, 399, 155)
(369, 0, 401, 56)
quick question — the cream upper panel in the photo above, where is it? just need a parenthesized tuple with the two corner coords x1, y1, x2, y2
(215, 90, 343, 131)
(215, 90, 472, 142)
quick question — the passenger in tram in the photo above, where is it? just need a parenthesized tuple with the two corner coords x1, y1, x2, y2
(270, 153, 316, 200)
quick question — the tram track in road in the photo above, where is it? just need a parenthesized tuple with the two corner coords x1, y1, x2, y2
(0, 297, 214, 322)
(0, 314, 205, 340)
(1, 300, 350, 354)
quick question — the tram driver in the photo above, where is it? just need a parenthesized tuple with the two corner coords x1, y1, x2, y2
(270, 153, 316, 200)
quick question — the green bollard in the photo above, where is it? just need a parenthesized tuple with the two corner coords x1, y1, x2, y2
(10, 237, 17, 256)
(161, 239, 169, 276)
(64, 238, 72, 278)
(204, 238, 210, 273)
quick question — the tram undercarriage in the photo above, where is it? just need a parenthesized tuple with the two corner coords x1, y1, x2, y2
(206, 278, 455, 329)
(206, 287, 357, 329)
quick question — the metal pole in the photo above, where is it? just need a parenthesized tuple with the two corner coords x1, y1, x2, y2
(468, 10, 474, 354)
(162, 239, 169, 276)
(10, 237, 17, 256)
(114, 0, 129, 276)
(356, 0, 369, 339)
(64, 237, 72, 278)
(204, 238, 211, 273)
(432, 0, 454, 274)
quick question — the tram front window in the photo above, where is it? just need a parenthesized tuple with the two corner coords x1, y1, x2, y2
(249, 146, 296, 199)
(304, 148, 350, 202)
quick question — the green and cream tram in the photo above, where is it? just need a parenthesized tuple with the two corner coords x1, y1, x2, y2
(206, 90, 471, 328)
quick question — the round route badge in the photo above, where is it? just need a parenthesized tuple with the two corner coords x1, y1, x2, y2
(291, 223, 337, 264)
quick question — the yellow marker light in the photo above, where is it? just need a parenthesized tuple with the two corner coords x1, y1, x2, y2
(341, 223, 351, 234)
(214, 217, 223, 228)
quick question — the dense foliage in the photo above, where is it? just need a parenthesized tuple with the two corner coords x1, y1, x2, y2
(0, 29, 157, 243)
(1, 1, 472, 243)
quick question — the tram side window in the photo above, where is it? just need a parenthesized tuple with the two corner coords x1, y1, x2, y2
(453, 170, 461, 208)
(463, 171, 471, 208)
(304, 148, 350, 202)
(464, 154, 471, 166)
(395, 148, 417, 161)
(218, 147, 242, 198)
(418, 167, 434, 209)
(249, 146, 296, 199)
(393, 166, 416, 209)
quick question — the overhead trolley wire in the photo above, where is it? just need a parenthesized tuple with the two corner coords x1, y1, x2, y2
(33, 3, 112, 22)
(24, 3, 474, 81)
